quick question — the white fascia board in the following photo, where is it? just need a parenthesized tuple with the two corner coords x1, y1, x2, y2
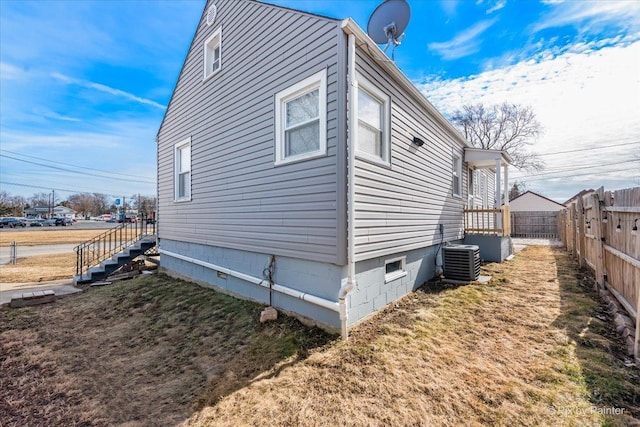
(340, 18, 470, 149)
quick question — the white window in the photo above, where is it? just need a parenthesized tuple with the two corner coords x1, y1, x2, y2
(274, 70, 327, 165)
(385, 256, 407, 283)
(473, 170, 479, 196)
(175, 137, 191, 201)
(356, 75, 391, 165)
(452, 154, 462, 197)
(203, 27, 222, 80)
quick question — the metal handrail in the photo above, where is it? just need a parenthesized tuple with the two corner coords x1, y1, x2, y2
(74, 218, 156, 276)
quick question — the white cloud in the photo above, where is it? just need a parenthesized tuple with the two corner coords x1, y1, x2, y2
(417, 40, 640, 201)
(532, 0, 640, 33)
(476, 0, 506, 14)
(0, 62, 24, 80)
(51, 73, 165, 110)
(33, 108, 82, 123)
(428, 19, 498, 60)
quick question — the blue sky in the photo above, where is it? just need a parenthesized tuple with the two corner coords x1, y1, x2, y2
(1, 0, 639, 203)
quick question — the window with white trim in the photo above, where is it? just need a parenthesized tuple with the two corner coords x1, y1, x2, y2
(452, 154, 462, 197)
(175, 137, 191, 201)
(468, 167, 474, 196)
(275, 70, 327, 165)
(357, 76, 391, 164)
(385, 256, 407, 283)
(203, 27, 222, 80)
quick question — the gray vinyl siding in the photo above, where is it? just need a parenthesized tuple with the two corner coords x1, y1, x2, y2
(353, 48, 466, 261)
(157, 0, 344, 264)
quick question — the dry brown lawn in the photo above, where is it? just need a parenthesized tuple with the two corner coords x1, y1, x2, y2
(0, 252, 76, 283)
(1, 246, 638, 426)
(0, 229, 106, 247)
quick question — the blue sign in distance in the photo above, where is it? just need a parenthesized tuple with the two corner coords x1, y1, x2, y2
(115, 198, 121, 206)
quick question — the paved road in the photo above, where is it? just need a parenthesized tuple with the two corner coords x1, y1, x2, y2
(0, 244, 77, 265)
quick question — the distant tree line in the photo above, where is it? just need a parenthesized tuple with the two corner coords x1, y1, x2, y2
(0, 191, 156, 218)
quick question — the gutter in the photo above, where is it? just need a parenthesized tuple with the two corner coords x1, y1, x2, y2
(158, 249, 339, 313)
(340, 18, 469, 149)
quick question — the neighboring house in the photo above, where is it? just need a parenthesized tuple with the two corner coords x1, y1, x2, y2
(156, 0, 510, 335)
(563, 189, 595, 206)
(510, 191, 565, 212)
(24, 205, 77, 219)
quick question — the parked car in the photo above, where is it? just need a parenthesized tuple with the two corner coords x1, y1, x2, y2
(43, 219, 56, 226)
(30, 219, 45, 227)
(54, 218, 73, 226)
(146, 218, 156, 225)
(0, 217, 26, 228)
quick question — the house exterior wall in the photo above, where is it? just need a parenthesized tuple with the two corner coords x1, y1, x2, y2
(159, 238, 441, 329)
(157, 0, 346, 265)
(159, 239, 346, 330)
(510, 192, 565, 212)
(466, 168, 495, 209)
(156, 1, 484, 331)
(352, 48, 467, 262)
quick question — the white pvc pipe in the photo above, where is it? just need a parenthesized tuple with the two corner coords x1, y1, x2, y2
(158, 248, 339, 312)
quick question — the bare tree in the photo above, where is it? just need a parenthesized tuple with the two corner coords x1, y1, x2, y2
(451, 102, 544, 172)
(508, 181, 527, 201)
(0, 191, 26, 216)
(68, 193, 94, 217)
(29, 192, 51, 208)
(91, 193, 110, 215)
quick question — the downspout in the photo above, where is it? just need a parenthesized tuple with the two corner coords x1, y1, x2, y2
(338, 32, 358, 341)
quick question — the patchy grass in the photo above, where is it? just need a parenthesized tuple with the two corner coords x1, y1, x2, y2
(0, 252, 76, 283)
(0, 275, 332, 426)
(0, 229, 106, 246)
(1, 246, 638, 426)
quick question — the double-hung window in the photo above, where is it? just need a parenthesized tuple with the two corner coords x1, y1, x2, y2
(275, 70, 327, 165)
(204, 27, 222, 80)
(356, 75, 390, 165)
(452, 154, 462, 197)
(175, 137, 191, 201)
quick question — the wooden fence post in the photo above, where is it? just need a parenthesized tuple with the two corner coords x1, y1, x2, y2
(636, 290, 640, 368)
(570, 202, 578, 258)
(592, 189, 605, 289)
(577, 196, 586, 267)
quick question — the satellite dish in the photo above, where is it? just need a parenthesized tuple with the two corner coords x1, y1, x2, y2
(367, 0, 411, 59)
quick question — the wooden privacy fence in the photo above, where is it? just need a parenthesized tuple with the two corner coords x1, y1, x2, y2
(558, 186, 640, 366)
(510, 211, 559, 238)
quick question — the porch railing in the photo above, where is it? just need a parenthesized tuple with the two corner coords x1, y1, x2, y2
(75, 219, 156, 276)
(464, 205, 511, 236)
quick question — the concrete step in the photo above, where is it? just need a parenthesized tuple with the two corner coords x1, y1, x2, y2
(76, 239, 156, 284)
(10, 290, 56, 308)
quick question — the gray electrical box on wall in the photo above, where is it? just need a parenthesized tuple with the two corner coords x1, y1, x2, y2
(443, 245, 480, 281)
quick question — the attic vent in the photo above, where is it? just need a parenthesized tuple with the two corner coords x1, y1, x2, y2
(206, 4, 217, 26)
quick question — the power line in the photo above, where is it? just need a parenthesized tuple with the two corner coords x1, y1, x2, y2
(0, 148, 155, 180)
(511, 159, 640, 179)
(536, 141, 640, 157)
(0, 180, 153, 198)
(0, 154, 156, 185)
(520, 169, 638, 183)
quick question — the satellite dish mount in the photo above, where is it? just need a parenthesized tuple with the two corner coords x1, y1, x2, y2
(367, 0, 411, 60)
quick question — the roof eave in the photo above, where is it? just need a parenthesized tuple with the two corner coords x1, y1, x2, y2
(340, 18, 469, 148)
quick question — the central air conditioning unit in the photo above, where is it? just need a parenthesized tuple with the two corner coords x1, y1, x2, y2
(443, 244, 480, 281)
